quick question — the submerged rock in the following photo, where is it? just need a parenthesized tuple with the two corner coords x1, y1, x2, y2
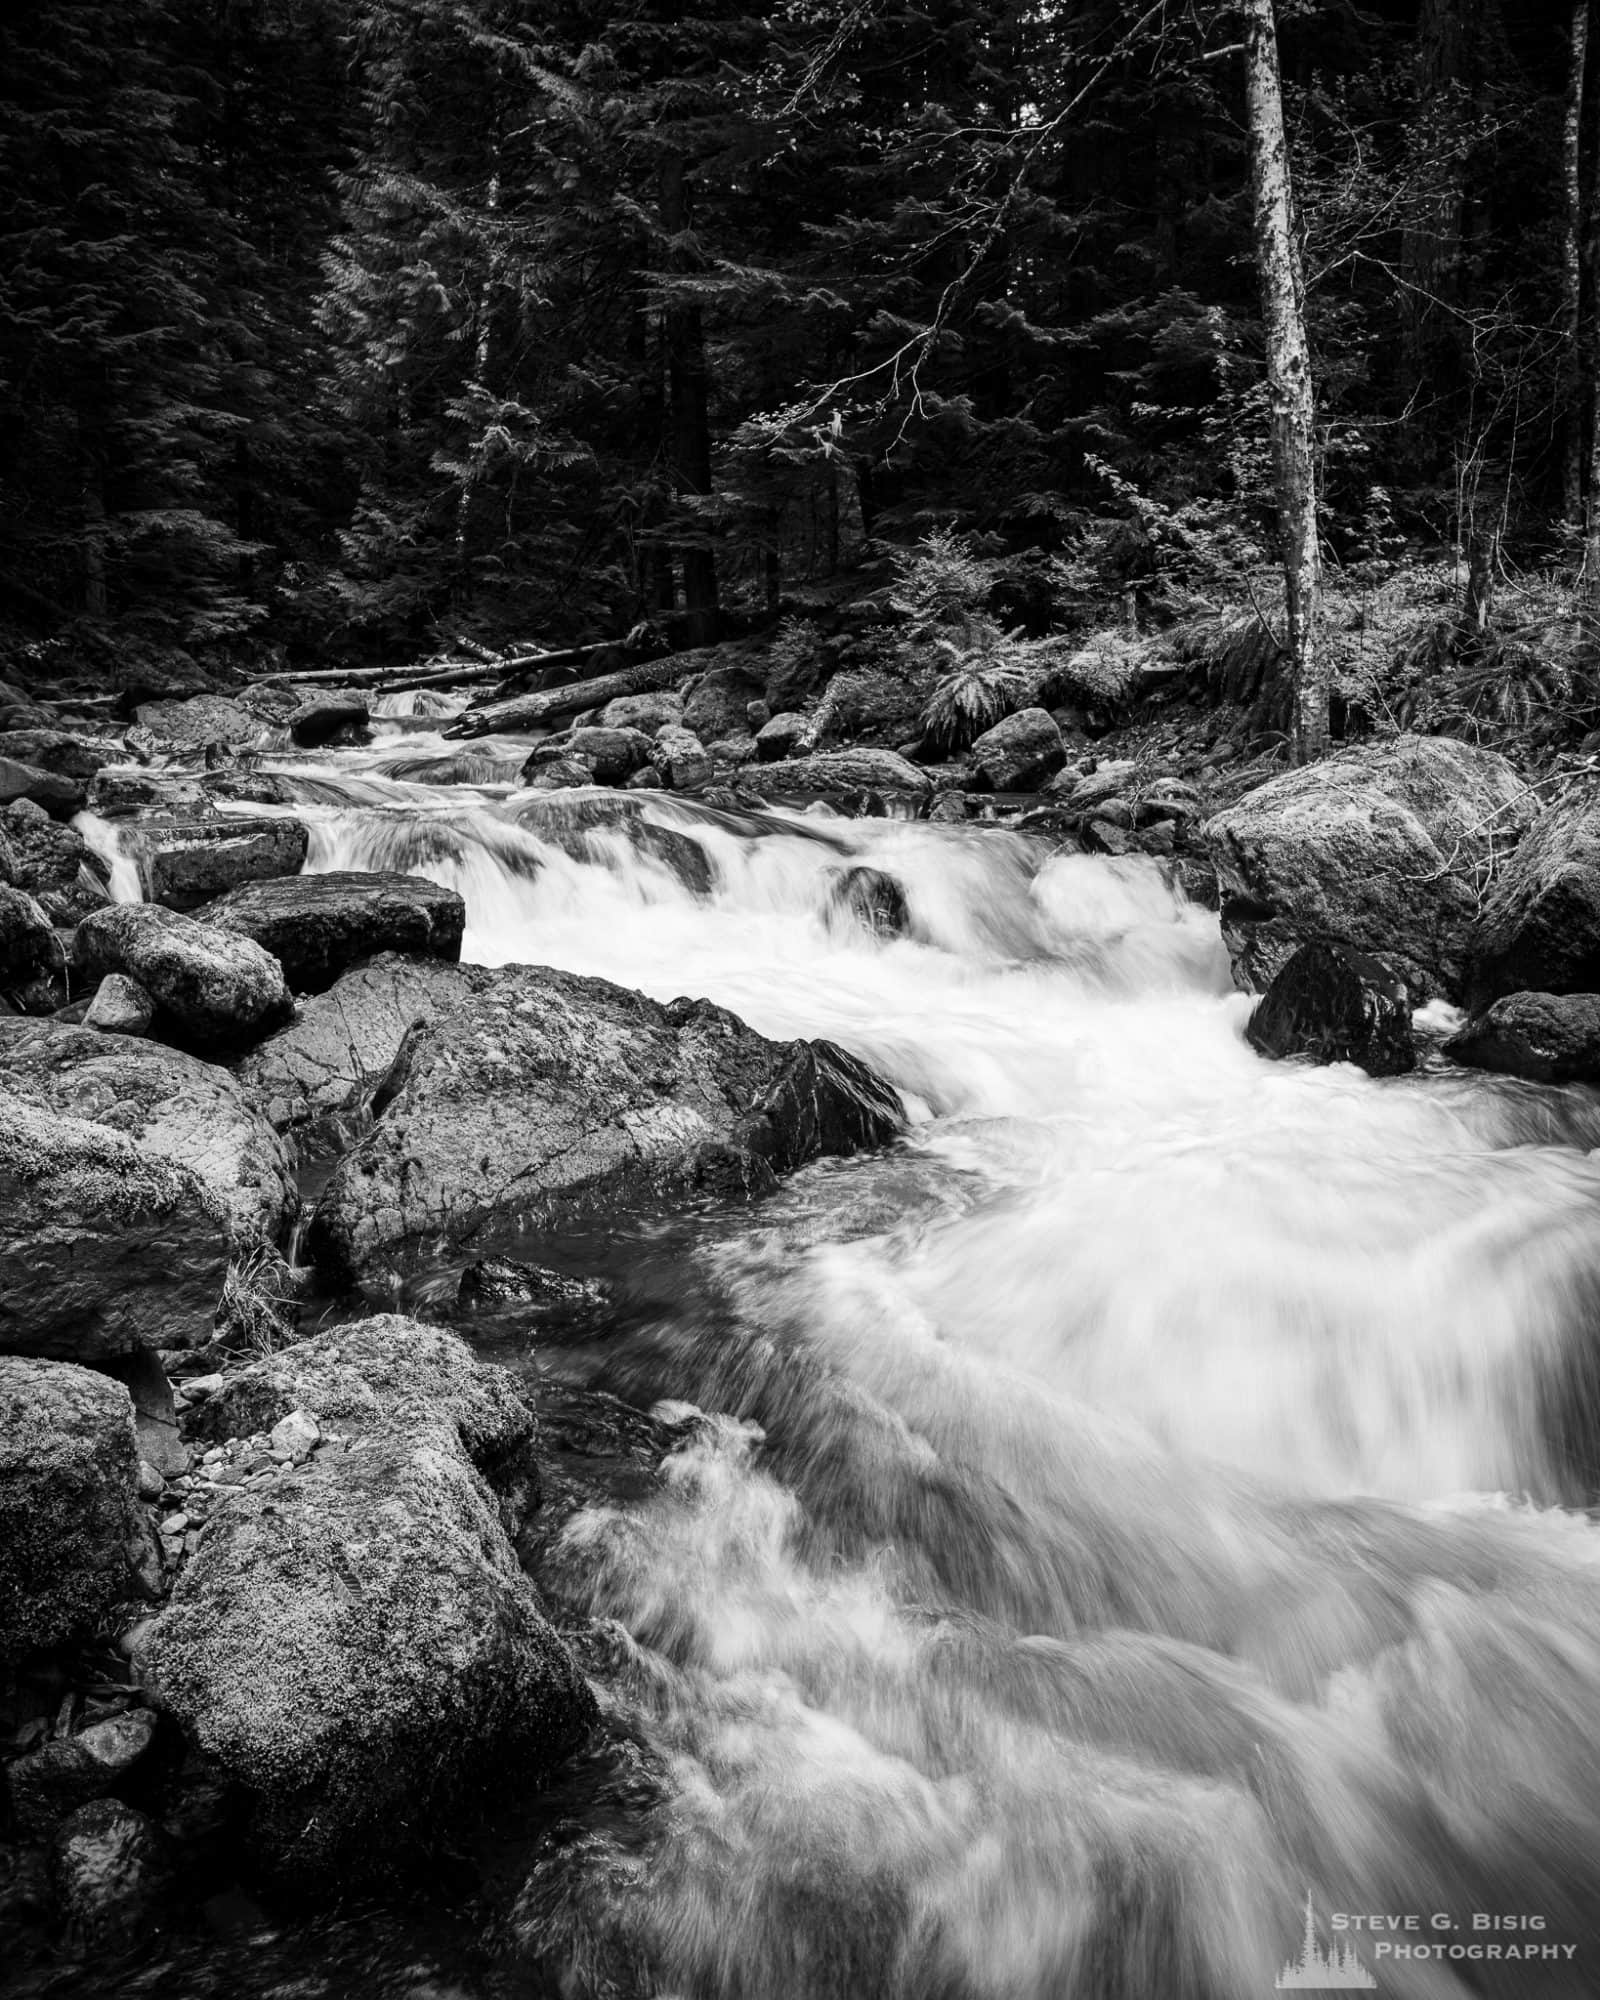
(195, 870, 465, 994)
(136, 1316, 595, 1873)
(1444, 990, 1600, 1085)
(1245, 940, 1416, 1077)
(0, 1018, 294, 1244)
(1464, 786, 1600, 1007)
(968, 708, 1066, 792)
(1202, 736, 1533, 999)
(308, 965, 906, 1294)
(9, 1708, 159, 1837)
(51, 1800, 171, 1952)
(0, 1356, 155, 1662)
(825, 865, 910, 939)
(457, 1256, 612, 1325)
(75, 902, 292, 1051)
(0, 1101, 231, 1358)
(124, 814, 308, 911)
(515, 791, 715, 895)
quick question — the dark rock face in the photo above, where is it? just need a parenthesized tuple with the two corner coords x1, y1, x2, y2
(1245, 940, 1416, 1077)
(742, 748, 933, 800)
(756, 712, 811, 762)
(8, 1710, 158, 1837)
(563, 725, 654, 784)
(0, 883, 58, 993)
(968, 708, 1067, 792)
(0, 730, 122, 783)
(456, 1257, 611, 1324)
(0, 1101, 231, 1359)
(826, 865, 910, 938)
(0, 755, 84, 818)
(0, 1356, 155, 1662)
(682, 664, 765, 743)
(0, 799, 103, 922)
(308, 965, 905, 1293)
(1464, 788, 1600, 1007)
(0, 1018, 294, 1244)
(51, 1800, 171, 1952)
(196, 870, 465, 995)
(125, 815, 309, 911)
(135, 1316, 596, 1874)
(287, 695, 369, 747)
(75, 903, 292, 1051)
(1203, 737, 1534, 999)
(1444, 990, 1600, 1085)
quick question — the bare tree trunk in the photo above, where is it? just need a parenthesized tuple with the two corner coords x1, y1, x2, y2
(1566, 1, 1590, 526)
(454, 149, 501, 578)
(1242, 0, 1325, 761)
(660, 153, 719, 647)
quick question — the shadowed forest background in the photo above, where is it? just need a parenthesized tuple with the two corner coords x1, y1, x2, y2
(2, 0, 1596, 752)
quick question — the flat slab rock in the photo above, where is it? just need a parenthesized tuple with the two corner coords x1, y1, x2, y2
(0, 1099, 231, 1360)
(307, 961, 906, 1293)
(195, 869, 465, 995)
(0, 1018, 294, 1244)
(123, 814, 309, 912)
(0, 1356, 155, 1663)
(135, 1316, 595, 1872)
(740, 746, 933, 799)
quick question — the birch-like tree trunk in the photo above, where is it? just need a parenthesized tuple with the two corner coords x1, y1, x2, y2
(1564, 1, 1589, 526)
(1242, 0, 1325, 761)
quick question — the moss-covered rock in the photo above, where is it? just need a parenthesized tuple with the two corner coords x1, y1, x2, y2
(74, 902, 292, 1052)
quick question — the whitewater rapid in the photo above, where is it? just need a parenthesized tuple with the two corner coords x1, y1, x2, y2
(89, 717, 1600, 1996)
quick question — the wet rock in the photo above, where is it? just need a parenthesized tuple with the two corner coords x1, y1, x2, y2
(195, 870, 465, 996)
(201, 769, 298, 808)
(75, 903, 292, 1052)
(825, 865, 910, 939)
(0, 730, 121, 783)
(88, 767, 208, 816)
(124, 814, 309, 912)
(1202, 736, 1533, 999)
(1444, 990, 1600, 1085)
(309, 967, 906, 1294)
(563, 725, 654, 785)
(625, 765, 665, 789)
(968, 708, 1066, 792)
(1084, 818, 1137, 856)
(83, 973, 154, 1036)
(515, 792, 715, 895)
(136, 1316, 596, 1874)
(0, 1101, 231, 1359)
(0, 1018, 293, 1244)
(457, 1257, 611, 1323)
(51, 1799, 171, 1952)
(742, 748, 933, 800)
(682, 664, 765, 743)
(0, 798, 99, 921)
(525, 755, 594, 791)
(0, 883, 58, 992)
(98, 1348, 188, 1479)
(8, 1709, 159, 1837)
(1463, 786, 1600, 1007)
(133, 696, 261, 751)
(286, 695, 369, 747)
(0, 755, 83, 818)
(599, 689, 684, 734)
(755, 711, 812, 762)
(651, 724, 712, 791)
(0, 1356, 155, 1661)
(927, 790, 970, 824)
(1245, 940, 1415, 1077)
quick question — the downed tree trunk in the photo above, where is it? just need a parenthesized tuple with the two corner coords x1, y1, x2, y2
(254, 642, 608, 693)
(445, 651, 703, 738)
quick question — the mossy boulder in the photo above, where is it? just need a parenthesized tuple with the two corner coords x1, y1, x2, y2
(74, 902, 292, 1052)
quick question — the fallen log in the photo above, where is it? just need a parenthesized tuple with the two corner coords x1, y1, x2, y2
(253, 642, 607, 693)
(444, 650, 706, 737)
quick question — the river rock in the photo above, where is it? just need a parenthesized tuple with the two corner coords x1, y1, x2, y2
(195, 870, 465, 995)
(1463, 786, 1600, 1007)
(682, 664, 765, 742)
(1245, 940, 1416, 1077)
(133, 695, 261, 751)
(825, 865, 910, 939)
(564, 725, 654, 784)
(0, 798, 102, 923)
(0, 1018, 294, 1243)
(0, 1101, 231, 1358)
(514, 792, 715, 895)
(0, 730, 122, 783)
(525, 754, 594, 791)
(0, 1356, 155, 1662)
(75, 902, 292, 1050)
(0, 755, 83, 818)
(755, 712, 812, 762)
(599, 689, 683, 734)
(83, 972, 154, 1035)
(1202, 736, 1534, 999)
(51, 1800, 171, 1952)
(1444, 990, 1600, 1085)
(0, 882, 59, 992)
(136, 1316, 596, 1872)
(457, 1257, 611, 1324)
(287, 695, 369, 747)
(308, 967, 906, 1294)
(651, 724, 713, 790)
(968, 708, 1066, 792)
(123, 813, 309, 911)
(8, 1709, 159, 1837)
(742, 748, 933, 799)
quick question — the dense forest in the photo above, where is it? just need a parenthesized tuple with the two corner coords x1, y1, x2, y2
(1, 0, 1595, 749)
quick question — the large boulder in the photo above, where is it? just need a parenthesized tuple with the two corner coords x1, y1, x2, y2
(741, 748, 934, 800)
(0, 1101, 231, 1359)
(1201, 736, 1534, 999)
(681, 664, 765, 742)
(308, 966, 905, 1294)
(1444, 990, 1600, 1086)
(968, 708, 1066, 792)
(0, 1019, 295, 1244)
(135, 1317, 595, 1872)
(74, 902, 292, 1051)
(562, 725, 654, 785)
(1245, 940, 1416, 1077)
(599, 689, 683, 734)
(0, 730, 122, 783)
(1463, 786, 1600, 1006)
(650, 724, 712, 791)
(0, 755, 83, 818)
(124, 814, 309, 911)
(755, 712, 812, 763)
(0, 1356, 156, 1662)
(0, 883, 58, 993)
(286, 694, 369, 748)
(0, 798, 104, 922)
(235, 953, 477, 1137)
(132, 695, 261, 751)
(196, 871, 465, 995)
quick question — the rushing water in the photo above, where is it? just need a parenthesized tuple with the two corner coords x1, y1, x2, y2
(64, 715, 1600, 1996)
